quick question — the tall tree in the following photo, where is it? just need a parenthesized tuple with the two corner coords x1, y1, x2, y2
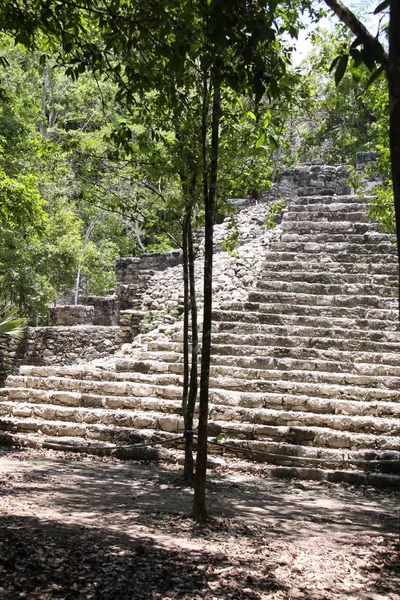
(322, 0, 400, 314)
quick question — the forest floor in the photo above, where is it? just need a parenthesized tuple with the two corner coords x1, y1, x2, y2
(0, 448, 398, 600)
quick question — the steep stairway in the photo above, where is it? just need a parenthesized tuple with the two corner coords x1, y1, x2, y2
(1, 192, 400, 488)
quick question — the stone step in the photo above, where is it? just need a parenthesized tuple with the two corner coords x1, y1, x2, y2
(284, 209, 368, 222)
(280, 233, 391, 245)
(211, 320, 400, 345)
(116, 353, 400, 380)
(1, 404, 399, 452)
(141, 339, 400, 371)
(208, 342, 400, 368)
(256, 279, 397, 297)
(208, 380, 400, 408)
(262, 261, 399, 276)
(0, 431, 179, 463)
(273, 241, 394, 255)
(212, 309, 399, 332)
(287, 194, 364, 206)
(7, 370, 400, 418)
(220, 300, 398, 322)
(210, 330, 400, 355)
(2, 431, 399, 484)
(208, 411, 400, 450)
(0, 416, 180, 446)
(0, 403, 185, 433)
(115, 356, 400, 392)
(247, 290, 397, 310)
(208, 432, 400, 475)
(281, 220, 380, 234)
(1, 387, 182, 413)
(17, 364, 183, 386)
(258, 270, 397, 287)
(261, 251, 398, 265)
(5, 375, 183, 401)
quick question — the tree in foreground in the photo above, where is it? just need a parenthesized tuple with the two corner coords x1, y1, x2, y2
(322, 0, 400, 312)
(0, 0, 317, 520)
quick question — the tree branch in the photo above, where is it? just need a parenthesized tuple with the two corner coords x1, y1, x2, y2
(323, 0, 388, 69)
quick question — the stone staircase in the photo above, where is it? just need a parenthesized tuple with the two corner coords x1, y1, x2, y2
(1, 189, 400, 488)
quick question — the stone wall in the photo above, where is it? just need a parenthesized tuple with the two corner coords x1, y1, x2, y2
(267, 161, 353, 200)
(80, 295, 119, 326)
(49, 305, 95, 326)
(116, 251, 183, 309)
(0, 326, 122, 384)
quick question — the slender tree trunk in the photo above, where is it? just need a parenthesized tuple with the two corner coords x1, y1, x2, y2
(182, 210, 190, 425)
(192, 78, 221, 522)
(183, 217, 198, 481)
(323, 0, 400, 317)
(388, 1, 400, 317)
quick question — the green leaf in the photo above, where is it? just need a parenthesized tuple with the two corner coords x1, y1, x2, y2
(374, 0, 390, 14)
(366, 65, 384, 87)
(334, 54, 348, 86)
(255, 132, 265, 148)
(329, 55, 341, 74)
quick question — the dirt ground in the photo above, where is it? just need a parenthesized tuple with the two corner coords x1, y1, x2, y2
(0, 448, 399, 600)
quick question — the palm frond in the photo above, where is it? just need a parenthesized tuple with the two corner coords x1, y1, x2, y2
(0, 304, 26, 339)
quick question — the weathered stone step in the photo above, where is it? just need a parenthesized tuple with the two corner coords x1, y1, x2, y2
(211, 320, 400, 345)
(212, 309, 398, 332)
(208, 380, 400, 407)
(17, 364, 183, 386)
(256, 279, 397, 297)
(261, 250, 398, 265)
(262, 261, 399, 276)
(210, 432, 400, 474)
(287, 194, 364, 206)
(284, 209, 368, 222)
(116, 348, 400, 380)
(115, 356, 400, 386)
(273, 241, 394, 255)
(208, 341, 400, 368)
(220, 300, 398, 323)
(5, 375, 183, 401)
(259, 271, 397, 287)
(280, 233, 391, 246)
(2, 431, 398, 485)
(8, 366, 400, 410)
(247, 290, 396, 310)
(1, 406, 399, 452)
(0, 416, 180, 445)
(208, 410, 400, 450)
(209, 330, 400, 355)
(0, 431, 179, 463)
(140, 340, 400, 373)
(1, 387, 182, 414)
(0, 403, 185, 433)
(281, 220, 381, 234)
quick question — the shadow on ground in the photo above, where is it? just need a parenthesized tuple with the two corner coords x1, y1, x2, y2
(0, 449, 399, 599)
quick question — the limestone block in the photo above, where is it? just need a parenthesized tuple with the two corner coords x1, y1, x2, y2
(159, 415, 183, 432)
(133, 414, 158, 429)
(12, 404, 33, 418)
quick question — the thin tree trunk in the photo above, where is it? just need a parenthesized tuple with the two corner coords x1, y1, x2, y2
(183, 217, 198, 481)
(182, 211, 190, 421)
(192, 78, 221, 522)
